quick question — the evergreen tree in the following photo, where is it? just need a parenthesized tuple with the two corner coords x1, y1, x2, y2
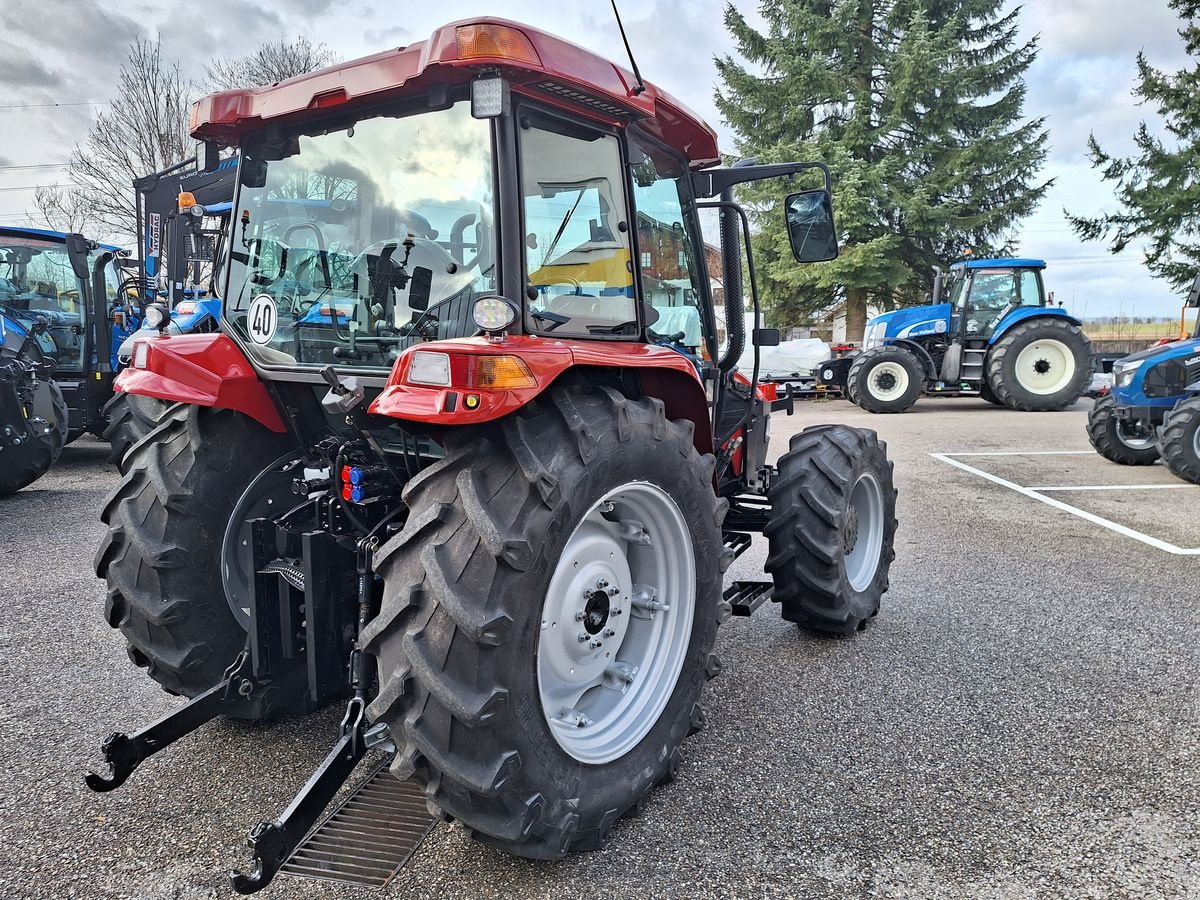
(715, 1, 1050, 339)
(1068, 0, 1200, 293)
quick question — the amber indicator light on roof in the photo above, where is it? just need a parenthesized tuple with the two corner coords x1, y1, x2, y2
(455, 24, 541, 65)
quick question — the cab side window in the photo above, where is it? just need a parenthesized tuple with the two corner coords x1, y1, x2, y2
(520, 120, 635, 336)
(628, 136, 709, 355)
(1019, 270, 1042, 307)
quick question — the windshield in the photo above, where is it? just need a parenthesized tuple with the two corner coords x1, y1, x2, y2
(0, 234, 117, 371)
(224, 101, 496, 370)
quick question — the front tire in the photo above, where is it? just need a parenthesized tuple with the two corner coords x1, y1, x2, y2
(1087, 394, 1160, 465)
(0, 376, 66, 495)
(847, 346, 923, 414)
(1159, 396, 1200, 484)
(363, 386, 723, 859)
(95, 404, 306, 719)
(765, 426, 897, 633)
(986, 318, 1091, 411)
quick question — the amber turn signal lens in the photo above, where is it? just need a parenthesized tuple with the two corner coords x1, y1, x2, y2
(455, 24, 541, 65)
(471, 355, 537, 390)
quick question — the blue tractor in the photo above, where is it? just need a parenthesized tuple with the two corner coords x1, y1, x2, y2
(0, 227, 134, 444)
(847, 259, 1092, 413)
(1087, 276, 1200, 481)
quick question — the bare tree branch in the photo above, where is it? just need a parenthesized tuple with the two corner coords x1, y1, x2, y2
(205, 36, 338, 91)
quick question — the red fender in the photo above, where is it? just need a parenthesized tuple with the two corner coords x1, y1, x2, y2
(370, 336, 714, 454)
(115, 333, 287, 433)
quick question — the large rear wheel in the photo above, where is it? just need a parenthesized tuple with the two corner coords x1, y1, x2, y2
(1087, 394, 1160, 465)
(103, 391, 172, 472)
(95, 403, 308, 719)
(765, 425, 897, 633)
(986, 318, 1091, 411)
(363, 386, 723, 858)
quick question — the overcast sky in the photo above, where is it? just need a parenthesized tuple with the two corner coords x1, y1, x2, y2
(0, 0, 1190, 318)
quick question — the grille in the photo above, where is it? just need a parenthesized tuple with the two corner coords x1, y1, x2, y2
(533, 80, 640, 120)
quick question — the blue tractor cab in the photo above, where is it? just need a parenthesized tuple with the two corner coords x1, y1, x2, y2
(0, 227, 134, 441)
(847, 258, 1092, 413)
(1088, 275, 1200, 481)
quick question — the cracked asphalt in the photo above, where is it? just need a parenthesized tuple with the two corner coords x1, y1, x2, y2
(0, 396, 1197, 899)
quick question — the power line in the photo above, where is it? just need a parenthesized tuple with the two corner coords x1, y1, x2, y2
(0, 184, 64, 193)
(0, 163, 70, 171)
(0, 101, 108, 110)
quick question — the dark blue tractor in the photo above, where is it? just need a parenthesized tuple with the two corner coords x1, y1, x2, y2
(0, 308, 68, 493)
(1088, 277, 1200, 482)
(0, 227, 134, 445)
(847, 259, 1092, 413)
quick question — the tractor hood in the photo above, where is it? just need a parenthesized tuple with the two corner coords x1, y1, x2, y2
(1115, 337, 1200, 367)
(863, 304, 951, 348)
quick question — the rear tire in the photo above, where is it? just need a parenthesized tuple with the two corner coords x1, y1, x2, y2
(1159, 396, 1200, 484)
(103, 391, 172, 472)
(0, 376, 66, 495)
(363, 386, 723, 859)
(986, 318, 1091, 411)
(847, 346, 923, 413)
(1087, 394, 1160, 465)
(765, 426, 897, 634)
(95, 403, 307, 719)
(979, 381, 1002, 406)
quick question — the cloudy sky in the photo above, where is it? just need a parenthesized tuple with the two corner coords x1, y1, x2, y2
(0, 0, 1190, 318)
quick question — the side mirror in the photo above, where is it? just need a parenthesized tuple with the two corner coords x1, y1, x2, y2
(200, 140, 221, 174)
(408, 266, 433, 312)
(1187, 273, 1200, 308)
(784, 189, 838, 263)
(65, 232, 93, 279)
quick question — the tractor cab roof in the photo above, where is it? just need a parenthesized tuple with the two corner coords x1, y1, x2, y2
(190, 17, 720, 168)
(951, 258, 1046, 270)
(0, 225, 121, 253)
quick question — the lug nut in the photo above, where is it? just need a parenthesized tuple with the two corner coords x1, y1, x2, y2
(575, 610, 586, 621)
(577, 632, 590, 643)
(604, 628, 616, 637)
(589, 639, 603, 650)
(597, 578, 609, 589)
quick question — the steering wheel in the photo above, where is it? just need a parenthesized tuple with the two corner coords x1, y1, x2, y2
(537, 276, 583, 299)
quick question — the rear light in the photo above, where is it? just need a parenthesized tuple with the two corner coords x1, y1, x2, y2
(175, 301, 197, 316)
(404, 352, 537, 391)
(309, 89, 348, 110)
(132, 341, 149, 369)
(455, 24, 541, 65)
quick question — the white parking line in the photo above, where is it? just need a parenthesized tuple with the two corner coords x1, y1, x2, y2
(931, 452, 1200, 555)
(946, 450, 1096, 457)
(1029, 484, 1194, 491)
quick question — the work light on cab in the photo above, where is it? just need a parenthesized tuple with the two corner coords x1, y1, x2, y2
(472, 296, 517, 332)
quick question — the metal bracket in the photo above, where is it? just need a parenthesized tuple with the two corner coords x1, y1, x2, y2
(227, 696, 368, 894)
(85, 651, 254, 792)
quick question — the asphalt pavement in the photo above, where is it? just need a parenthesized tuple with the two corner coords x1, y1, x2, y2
(0, 396, 1197, 899)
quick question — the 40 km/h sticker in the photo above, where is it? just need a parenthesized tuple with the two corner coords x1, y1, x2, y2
(247, 295, 278, 345)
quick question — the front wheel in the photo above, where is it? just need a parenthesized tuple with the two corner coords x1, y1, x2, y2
(846, 346, 924, 414)
(765, 425, 897, 633)
(1087, 394, 1160, 465)
(1159, 395, 1200, 484)
(363, 386, 723, 859)
(986, 318, 1091, 411)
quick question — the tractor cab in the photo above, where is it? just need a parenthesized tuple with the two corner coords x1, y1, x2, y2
(943, 258, 1048, 340)
(0, 227, 128, 439)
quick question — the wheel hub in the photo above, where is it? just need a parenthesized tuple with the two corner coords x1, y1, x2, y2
(536, 482, 695, 765)
(1034, 358, 1051, 374)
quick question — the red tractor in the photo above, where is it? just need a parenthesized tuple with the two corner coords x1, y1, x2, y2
(88, 19, 897, 892)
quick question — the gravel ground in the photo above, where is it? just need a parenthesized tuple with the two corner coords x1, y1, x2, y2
(0, 397, 1197, 900)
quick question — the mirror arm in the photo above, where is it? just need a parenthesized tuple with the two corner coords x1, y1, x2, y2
(692, 160, 833, 199)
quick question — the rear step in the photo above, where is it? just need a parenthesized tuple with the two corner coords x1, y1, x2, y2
(722, 531, 752, 562)
(280, 756, 435, 889)
(723, 581, 773, 617)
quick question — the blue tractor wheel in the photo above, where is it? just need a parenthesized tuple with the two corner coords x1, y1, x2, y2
(1159, 395, 1200, 484)
(1087, 394, 1160, 466)
(985, 318, 1091, 411)
(846, 345, 924, 414)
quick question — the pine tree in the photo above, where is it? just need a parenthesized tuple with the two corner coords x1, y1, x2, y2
(1068, 0, 1200, 293)
(715, 0, 1050, 339)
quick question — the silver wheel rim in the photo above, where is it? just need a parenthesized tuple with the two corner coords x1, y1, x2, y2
(537, 482, 695, 765)
(1015, 339, 1075, 395)
(1116, 422, 1154, 451)
(844, 472, 885, 592)
(1193, 424, 1200, 458)
(868, 361, 909, 401)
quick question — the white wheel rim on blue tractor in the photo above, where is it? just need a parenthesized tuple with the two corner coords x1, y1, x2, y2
(868, 361, 909, 402)
(537, 482, 695, 765)
(1015, 339, 1075, 396)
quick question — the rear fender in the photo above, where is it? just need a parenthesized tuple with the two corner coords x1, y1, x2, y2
(114, 333, 286, 432)
(989, 308, 1082, 344)
(369, 336, 713, 454)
